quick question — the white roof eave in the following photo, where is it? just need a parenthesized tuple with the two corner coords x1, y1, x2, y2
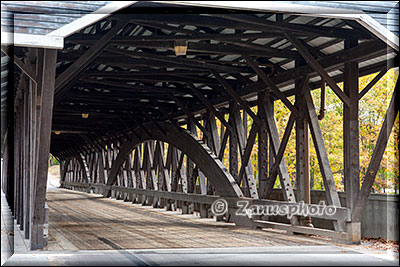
(159, 1, 399, 51)
(5, 0, 393, 52)
(1, 32, 64, 49)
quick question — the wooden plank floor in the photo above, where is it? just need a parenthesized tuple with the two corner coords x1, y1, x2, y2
(46, 188, 330, 251)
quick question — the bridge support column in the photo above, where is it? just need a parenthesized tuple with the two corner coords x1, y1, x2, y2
(295, 61, 312, 227)
(344, 38, 361, 244)
(31, 48, 58, 250)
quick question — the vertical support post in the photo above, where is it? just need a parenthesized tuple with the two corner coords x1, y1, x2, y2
(304, 89, 345, 232)
(99, 149, 106, 185)
(304, 122, 311, 226)
(268, 97, 275, 182)
(4, 134, 14, 216)
(263, 97, 298, 207)
(23, 77, 32, 237)
(237, 112, 260, 199)
(186, 120, 196, 194)
(134, 146, 146, 204)
(14, 95, 22, 226)
(1, 142, 10, 199)
(344, 37, 361, 243)
(20, 77, 28, 231)
(184, 120, 196, 214)
(207, 114, 220, 196)
(295, 73, 312, 227)
(30, 48, 57, 250)
(258, 92, 268, 198)
(229, 102, 239, 182)
(169, 146, 178, 193)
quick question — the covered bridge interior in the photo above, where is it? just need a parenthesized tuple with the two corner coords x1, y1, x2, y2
(1, 1, 399, 251)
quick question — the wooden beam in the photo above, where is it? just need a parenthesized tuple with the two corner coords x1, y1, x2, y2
(208, 114, 222, 155)
(242, 54, 298, 114)
(358, 69, 388, 100)
(106, 47, 246, 74)
(134, 146, 146, 190)
(71, 38, 299, 59)
(285, 33, 350, 106)
(4, 51, 39, 83)
(138, 108, 166, 136)
(154, 141, 172, 192)
(54, 20, 128, 102)
(264, 112, 295, 196)
(262, 99, 297, 201)
(169, 95, 207, 134)
(238, 119, 259, 199)
(80, 72, 218, 85)
(31, 48, 57, 250)
(186, 120, 196, 196)
(212, 70, 259, 123)
(151, 100, 182, 133)
(263, 75, 308, 197)
(144, 141, 158, 191)
(258, 92, 269, 199)
(214, 14, 371, 39)
(303, 89, 345, 232)
(254, 220, 348, 241)
(68, 32, 279, 43)
(228, 103, 239, 183)
(343, 37, 360, 214)
(60, 158, 71, 182)
(218, 122, 230, 161)
(78, 77, 188, 94)
(232, 109, 259, 198)
(130, 14, 370, 39)
(187, 83, 232, 132)
(352, 82, 398, 222)
(81, 69, 210, 77)
(76, 154, 89, 183)
(175, 40, 387, 119)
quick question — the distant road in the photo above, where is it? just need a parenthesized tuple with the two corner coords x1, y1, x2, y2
(47, 167, 60, 191)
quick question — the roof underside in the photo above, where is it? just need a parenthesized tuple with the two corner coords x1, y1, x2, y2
(281, 1, 399, 36)
(1, 1, 398, 157)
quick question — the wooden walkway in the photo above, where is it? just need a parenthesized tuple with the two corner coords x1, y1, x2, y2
(46, 187, 330, 251)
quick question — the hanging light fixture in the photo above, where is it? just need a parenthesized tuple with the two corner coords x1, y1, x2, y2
(81, 113, 89, 119)
(174, 40, 188, 56)
(55, 131, 61, 135)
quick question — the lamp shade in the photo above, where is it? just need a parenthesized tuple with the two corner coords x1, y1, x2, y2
(174, 40, 188, 56)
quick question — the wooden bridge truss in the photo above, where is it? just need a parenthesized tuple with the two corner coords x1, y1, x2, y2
(1, 6, 399, 250)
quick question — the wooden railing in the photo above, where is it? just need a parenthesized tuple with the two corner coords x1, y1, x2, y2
(60, 181, 350, 240)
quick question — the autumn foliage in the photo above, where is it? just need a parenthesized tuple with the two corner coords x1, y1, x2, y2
(217, 69, 399, 194)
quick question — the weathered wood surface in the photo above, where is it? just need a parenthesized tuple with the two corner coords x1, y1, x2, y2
(46, 188, 329, 251)
(61, 181, 350, 222)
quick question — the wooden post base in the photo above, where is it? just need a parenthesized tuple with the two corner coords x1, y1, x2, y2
(346, 222, 361, 244)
